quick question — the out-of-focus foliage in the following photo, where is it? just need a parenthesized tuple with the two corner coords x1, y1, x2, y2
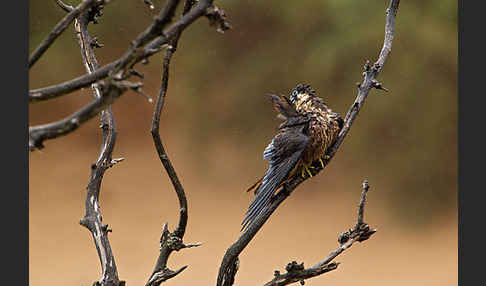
(29, 0, 456, 226)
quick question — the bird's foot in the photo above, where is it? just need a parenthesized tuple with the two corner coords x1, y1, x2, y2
(301, 164, 314, 178)
(319, 155, 330, 168)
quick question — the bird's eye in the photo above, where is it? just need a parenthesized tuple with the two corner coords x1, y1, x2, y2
(290, 91, 298, 104)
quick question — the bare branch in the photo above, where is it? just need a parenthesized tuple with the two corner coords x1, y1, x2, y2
(29, 0, 181, 102)
(149, 46, 185, 232)
(55, 0, 74, 12)
(29, 1, 231, 149)
(72, 7, 124, 286)
(265, 180, 376, 286)
(28, 80, 140, 151)
(29, 0, 99, 68)
(216, 1, 400, 285)
(29, 0, 225, 103)
(142, 1, 228, 59)
(29, 0, 226, 149)
(356, 179, 369, 225)
(146, 2, 202, 285)
(265, 262, 339, 286)
(329, 0, 400, 158)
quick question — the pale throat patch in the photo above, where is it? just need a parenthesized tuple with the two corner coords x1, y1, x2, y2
(295, 93, 311, 111)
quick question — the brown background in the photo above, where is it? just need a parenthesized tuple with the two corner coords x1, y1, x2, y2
(29, 1, 457, 285)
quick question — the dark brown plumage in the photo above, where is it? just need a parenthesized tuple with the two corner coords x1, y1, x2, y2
(242, 84, 343, 231)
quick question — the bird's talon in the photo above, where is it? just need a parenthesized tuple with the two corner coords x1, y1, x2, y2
(306, 169, 313, 178)
(305, 166, 313, 178)
(301, 165, 313, 178)
(319, 158, 325, 168)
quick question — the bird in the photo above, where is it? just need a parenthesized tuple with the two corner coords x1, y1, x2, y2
(241, 83, 344, 231)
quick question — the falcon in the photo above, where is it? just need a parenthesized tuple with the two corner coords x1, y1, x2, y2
(242, 84, 343, 231)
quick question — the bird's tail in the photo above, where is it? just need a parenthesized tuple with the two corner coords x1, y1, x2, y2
(241, 165, 286, 231)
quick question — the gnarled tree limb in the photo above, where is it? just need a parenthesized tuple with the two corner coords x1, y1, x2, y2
(29, 0, 179, 102)
(29, 0, 229, 103)
(28, 0, 230, 151)
(216, 1, 400, 285)
(146, 2, 205, 285)
(264, 180, 376, 286)
(29, 0, 230, 151)
(29, 0, 99, 68)
(28, 79, 140, 151)
(74, 5, 124, 286)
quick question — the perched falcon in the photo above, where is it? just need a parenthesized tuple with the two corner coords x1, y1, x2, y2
(241, 84, 343, 231)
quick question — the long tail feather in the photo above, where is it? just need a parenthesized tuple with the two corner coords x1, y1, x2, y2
(241, 150, 304, 231)
(246, 176, 264, 193)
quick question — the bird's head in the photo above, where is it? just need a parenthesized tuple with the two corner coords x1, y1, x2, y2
(289, 84, 316, 106)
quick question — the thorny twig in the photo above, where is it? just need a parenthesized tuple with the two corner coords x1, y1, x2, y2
(264, 180, 376, 286)
(29, 0, 99, 68)
(29, 0, 230, 103)
(216, 1, 400, 285)
(28, 0, 230, 151)
(73, 5, 124, 286)
(29, 0, 179, 103)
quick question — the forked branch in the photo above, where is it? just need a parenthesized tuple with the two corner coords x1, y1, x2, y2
(29, 0, 99, 68)
(29, 0, 230, 103)
(147, 43, 191, 286)
(264, 180, 376, 286)
(74, 5, 124, 286)
(216, 1, 400, 285)
(146, 1, 207, 285)
(28, 0, 230, 151)
(28, 79, 140, 151)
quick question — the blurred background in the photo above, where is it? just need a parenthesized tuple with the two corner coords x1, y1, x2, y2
(29, 0, 457, 285)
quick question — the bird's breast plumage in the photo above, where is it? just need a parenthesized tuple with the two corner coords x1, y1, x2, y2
(295, 99, 341, 165)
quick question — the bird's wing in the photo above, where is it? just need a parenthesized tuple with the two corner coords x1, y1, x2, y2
(267, 93, 311, 129)
(244, 94, 307, 195)
(241, 124, 309, 231)
(268, 94, 298, 118)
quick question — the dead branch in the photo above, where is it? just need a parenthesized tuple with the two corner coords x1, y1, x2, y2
(29, 0, 99, 68)
(73, 5, 124, 286)
(29, 0, 229, 151)
(29, 0, 179, 103)
(216, 1, 400, 285)
(146, 2, 203, 285)
(29, 0, 229, 103)
(55, 0, 74, 13)
(264, 180, 376, 286)
(28, 79, 140, 151)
